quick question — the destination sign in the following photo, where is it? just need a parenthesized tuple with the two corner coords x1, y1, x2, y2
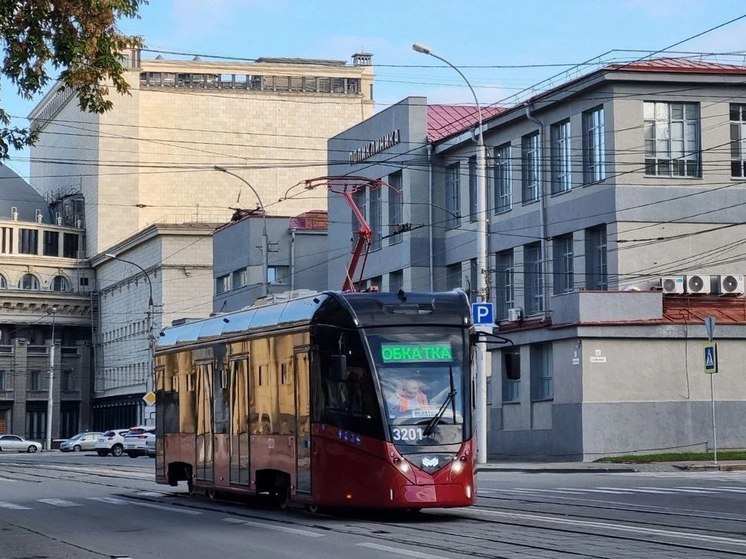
(381, 342, 453, 363)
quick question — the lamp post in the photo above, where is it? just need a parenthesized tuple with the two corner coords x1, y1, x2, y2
(104, 253, 155, 414)
(46, 306, 57, 451)
(214, 165, 270, 298)
(413, 43, 490, 465)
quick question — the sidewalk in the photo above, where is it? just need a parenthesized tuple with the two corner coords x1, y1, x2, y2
(476, 460, 746, 474)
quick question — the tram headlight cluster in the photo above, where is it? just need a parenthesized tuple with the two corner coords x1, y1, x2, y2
(451, 454, 468, 475)
(392, 456, 411, 474)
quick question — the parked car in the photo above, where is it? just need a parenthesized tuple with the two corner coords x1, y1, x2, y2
(95, 429, 130, 457)
(123, 426, 156, 458)
(0, 434, 42, 453)
(59, 431, 102, 452)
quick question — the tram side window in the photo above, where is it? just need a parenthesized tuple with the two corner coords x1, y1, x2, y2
(317, 330, 383, 439)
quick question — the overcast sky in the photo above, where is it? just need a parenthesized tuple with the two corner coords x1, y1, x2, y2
(3, 0, 746, 179)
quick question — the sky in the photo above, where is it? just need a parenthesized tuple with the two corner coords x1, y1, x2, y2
(3, 0, 746, 180)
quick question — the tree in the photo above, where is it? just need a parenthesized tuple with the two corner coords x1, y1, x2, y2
(0, 0, 147, 158)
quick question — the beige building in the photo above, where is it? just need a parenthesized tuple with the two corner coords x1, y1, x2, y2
(28, 49, 375, 256)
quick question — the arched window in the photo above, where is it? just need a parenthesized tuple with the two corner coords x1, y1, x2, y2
(51, 275, 70, 292)
(0, 275, 6, 288)
(19, 274, 39, 290)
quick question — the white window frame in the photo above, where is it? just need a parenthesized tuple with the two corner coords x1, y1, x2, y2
(494, 143, 512, 212)
(583, 106, 605, 183)
(552, 234, 574, 294)
(550, 119, 572, 193)
(644, 101, 700, 177)
(522, 132, 540, 203)
(524, 243, 543, 315)
(445, 163, 461, 229)
(730, 103, 746, 178)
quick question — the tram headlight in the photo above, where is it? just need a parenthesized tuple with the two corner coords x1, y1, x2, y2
(451, 455, 468, 475)
(393, 456, 410, 473)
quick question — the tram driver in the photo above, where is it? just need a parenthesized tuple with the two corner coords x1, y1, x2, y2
(394, 378, 429, 413)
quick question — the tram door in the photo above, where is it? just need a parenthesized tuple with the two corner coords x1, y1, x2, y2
(194, 358, 214, 483)
(212, 346, 230, 488)
(295, 351, 311, 494)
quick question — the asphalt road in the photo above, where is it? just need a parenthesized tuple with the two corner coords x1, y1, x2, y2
(1, 451, 745, 558)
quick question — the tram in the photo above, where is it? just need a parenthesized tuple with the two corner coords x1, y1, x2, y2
(154, 289, 475, 509)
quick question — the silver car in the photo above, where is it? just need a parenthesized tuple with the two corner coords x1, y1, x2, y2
(59, 431, 102, 452)
(0, 434, 42, 453)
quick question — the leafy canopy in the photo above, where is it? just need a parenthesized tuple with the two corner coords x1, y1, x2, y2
(0, 0, 147, 158)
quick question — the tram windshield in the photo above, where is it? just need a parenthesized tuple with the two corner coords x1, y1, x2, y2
(367, 329, 468, 446)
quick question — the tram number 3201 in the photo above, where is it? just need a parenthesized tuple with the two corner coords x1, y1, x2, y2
(391, 427, 424, 441)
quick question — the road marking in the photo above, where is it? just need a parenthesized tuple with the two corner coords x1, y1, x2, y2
(578, 488, 628, 494)
(128, 501, 201, 515)
(0, 501, 31, 510)
(638, 487, 714, 494)
(223, 518, 324, 537)
(86, 497, 131, 505)
(134, 491, 165, 497)
(38, 499, 81, 507)
(0, 477, 17, 483)
(595, 486, 669, 494)
(356, 542, 448, 558)
(476, 509, 746, 547)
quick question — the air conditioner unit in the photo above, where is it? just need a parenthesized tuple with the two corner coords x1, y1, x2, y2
(661, 276, 685, 294)
(687, 275, 713, 294)
(507, 308, 523, 322)
(720, 274, 745, 295)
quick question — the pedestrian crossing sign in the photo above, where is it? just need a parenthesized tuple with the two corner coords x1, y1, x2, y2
(703, 343, 718, 375)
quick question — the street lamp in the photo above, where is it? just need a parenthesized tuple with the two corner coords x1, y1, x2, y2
(214, 165, 269, 298)
(413, 43, 490, 464)
(104, 253, 155, 407)
(46, 306, 57, 451)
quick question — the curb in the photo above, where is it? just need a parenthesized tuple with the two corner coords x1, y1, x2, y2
(475, 466, 638, 474)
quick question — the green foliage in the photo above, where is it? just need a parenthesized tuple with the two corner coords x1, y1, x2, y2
(0, 0, 147, 158)
(596, 450, 746, 463)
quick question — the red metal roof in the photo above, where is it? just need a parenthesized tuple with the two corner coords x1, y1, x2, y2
(661, 296, 746, 324)
(427, 104, 504, 142)
(289, 210, 328, 230)
(608, 58, 746, 75)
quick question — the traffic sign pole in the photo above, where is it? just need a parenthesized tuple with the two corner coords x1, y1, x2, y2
(704, 316, 718, 466)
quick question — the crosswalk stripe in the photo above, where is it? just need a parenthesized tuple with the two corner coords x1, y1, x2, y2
(37, 499, 81, 507)
(86, 496, 130, 505)
(0, 501, 31, 510)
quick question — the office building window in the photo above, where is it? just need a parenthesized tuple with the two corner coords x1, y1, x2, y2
(216, 274, 231, 294)
(370, 185, 382, 251)
(585, 224, 608, 290)
(550, 119, 572, 193)
(552, 234, 574, 294)
(468, 156, 477, 222)
(524, 242, 543, 315)
(446, 263, 461, 291)
(468, 258, 478, 302)
(644, 101, 700, 177)
(19, 273, 39, 290)
(19, 228, 38, 254)
(522, 131, 540, 203)
(495, 250, 515, 320)
(502, 349, 520, 403)
(62, 370, 74, 392)
(51, 276, 70, 292)
(494, 143, 512, 212)
(0, 274, 7, 288)
(0, 370, 5, 391)
(583, 106, 605, 183)
(268, 266, 289, 285)
(43, 231, 59, 256)
(232, 268, 247, 289)
(445, 163, 461, 228)
(389, 269, 403, 293)
(29, 370, 42, 391)
(63, 233, 78, 258)
(530, 344, 553, 401)
(387, 171, 403, 245)
(730, 104, 746, 177)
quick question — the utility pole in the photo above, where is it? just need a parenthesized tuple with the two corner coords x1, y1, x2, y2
(46, 306, 57, 451)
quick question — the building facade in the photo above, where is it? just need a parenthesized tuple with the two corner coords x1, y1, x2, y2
(0, 165, 94, 442)
(328, 59, 746, 459)
(213, 210, 328, 312)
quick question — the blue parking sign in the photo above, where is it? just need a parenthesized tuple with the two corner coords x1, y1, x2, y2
(471, 303, 494, 325)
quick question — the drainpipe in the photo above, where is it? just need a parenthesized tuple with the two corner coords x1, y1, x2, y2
(524, 103, 550, 320)
(427, 144, 434, 291)
(290, 228, 296, 292)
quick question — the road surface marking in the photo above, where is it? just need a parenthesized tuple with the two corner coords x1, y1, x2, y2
(86, 497, 131, 505)
(223, 518, 324, 537)
(357, 542, 448, 558)
(129, 501, 201, 515)
(0, 501, 31, 510)
(0, 477, 17, 483)
(38, 499, 81, 507)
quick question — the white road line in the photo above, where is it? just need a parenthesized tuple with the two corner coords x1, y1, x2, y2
(579, 488, 629, 494)
(134, 491, 165, 497)
(0, 477, 17, 482)
(223, 518, 324, 537)
(128, 501, 201, 515)
(638, 487, 715, 494)
(86, 496, 131, 505)
(477, 509, 746, 547)
(356, 542, 448, 559)
(595, 487, 669, 494)
(0, 501, 31, 510)
(37, 499, 81, 507)
(714, 486, 746, 493)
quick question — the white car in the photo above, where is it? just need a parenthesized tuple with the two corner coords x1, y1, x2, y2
(0, 434, 42, 453)
(95, 429, 130, 457)
(123, 426, 156, 458)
